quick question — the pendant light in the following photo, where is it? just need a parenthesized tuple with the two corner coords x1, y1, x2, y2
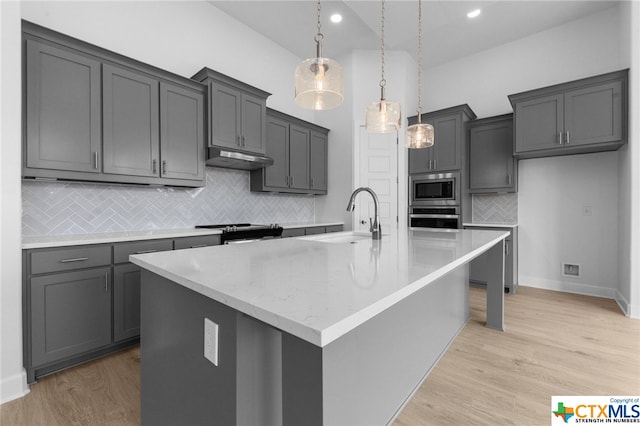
(294, 0, 344, 110)
(405, 0, 434, 149)
(365, 0, 401, 133)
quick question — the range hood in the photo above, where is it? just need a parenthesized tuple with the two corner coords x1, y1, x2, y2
(205, 147, 274, 171)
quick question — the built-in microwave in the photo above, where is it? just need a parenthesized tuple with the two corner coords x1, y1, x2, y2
(409, 172, 460, 206)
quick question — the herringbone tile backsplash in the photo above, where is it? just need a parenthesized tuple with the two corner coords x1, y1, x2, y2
(22, 168, 315, 236)
(472, 193, 518, 224)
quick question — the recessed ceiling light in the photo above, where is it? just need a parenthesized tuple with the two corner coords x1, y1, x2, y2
(467, 9, 481, 18)
(330, 13, 342, 23)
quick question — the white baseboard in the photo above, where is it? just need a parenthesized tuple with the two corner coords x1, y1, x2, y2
(1, 369, 30, 405)
(519, 276, 617, 299)
(614, 289, 640, 318)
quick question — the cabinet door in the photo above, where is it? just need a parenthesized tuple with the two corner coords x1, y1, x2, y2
(103, 64, 160, 177)
(289, 124, 310, 190)
(514, 94, 564, 153)
(241, 93, 267, 154)
(564, 81, 622, 147)
(159, 82, 205, 181)
(469, 119, 515, 192)
(210, 82, 241, 149)
(25, 40, 101, 173)
(31, 267, 111, 366)
(309, 131, 328, 192)
(264, 116, 290, 189)
(113, 263, 141, 342)
(432, 115, 461, 172)
(408, 119, 434, 174)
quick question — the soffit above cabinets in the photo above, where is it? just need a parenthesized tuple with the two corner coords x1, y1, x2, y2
(209, 0, 619, 69)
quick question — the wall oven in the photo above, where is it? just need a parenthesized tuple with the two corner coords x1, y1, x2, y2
(409, 172, 460, 206)
(409, 206, 460, 230)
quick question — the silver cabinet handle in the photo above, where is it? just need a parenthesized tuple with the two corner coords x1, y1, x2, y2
(237, 136, 241, 147)
(105, 272, 109, 293)
(558, 131, 563, 144)
(566, 131, 570, 145)
(162, 160, 167, 175)
(433, 159, 437, 170)
(242, 135, 246, 147)
(152, 159, 157, 173)
(290, 175, 294, 186)
(60, 257, 89, 263)
(310, 178, 314, 188)
(135, 250, 157, 254)
(505, 243, 509, 256)
(93, 152, 99, 169)
(507, 174, 512, 185)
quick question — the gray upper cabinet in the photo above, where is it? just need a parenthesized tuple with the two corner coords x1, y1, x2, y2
(22, 21, 206, 187)
(25, 39, 102, 174)
(408, 104, 476, 174)
(250, 108, 329, 195)
(509, 69, 627, 159)
(289, 124, 310, 190)
(192, 68, 270, 156)
(310, 131, 328, 192)
(468, 114, 517, 193)
(159, 82, 205, 181)
(103, 64, 160, 177)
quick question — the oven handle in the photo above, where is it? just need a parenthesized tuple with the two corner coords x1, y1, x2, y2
(410, 214, 460, 219)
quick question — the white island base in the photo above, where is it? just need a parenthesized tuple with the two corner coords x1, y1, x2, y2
(133, 229, 507, 425)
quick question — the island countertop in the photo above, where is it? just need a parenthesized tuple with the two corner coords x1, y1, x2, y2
(130, 228, 508, 347)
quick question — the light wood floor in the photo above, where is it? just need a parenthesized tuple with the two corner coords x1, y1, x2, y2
(2, 286, 638, 426)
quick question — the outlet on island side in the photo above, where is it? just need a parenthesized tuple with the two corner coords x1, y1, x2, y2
(204, 318, 219, 366)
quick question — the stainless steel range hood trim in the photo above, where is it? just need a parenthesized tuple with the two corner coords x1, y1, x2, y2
(205, 147, 274, 171)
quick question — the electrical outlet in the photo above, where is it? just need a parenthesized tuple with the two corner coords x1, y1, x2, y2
(204, 318, 218, 366)
(562, 263, 581, 278)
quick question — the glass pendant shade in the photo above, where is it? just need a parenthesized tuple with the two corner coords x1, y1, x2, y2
(295, 57, 344, 110)
(365, 99, 401, 133)
(405, 122, 434, 149)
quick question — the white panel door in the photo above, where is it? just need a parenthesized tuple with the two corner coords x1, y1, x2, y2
(354, 127, 398, 233)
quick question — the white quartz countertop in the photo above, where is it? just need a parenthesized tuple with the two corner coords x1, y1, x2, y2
(21, 222, 343, 249)
(130, 228, 508, 347)
(462, 222, 518, 228)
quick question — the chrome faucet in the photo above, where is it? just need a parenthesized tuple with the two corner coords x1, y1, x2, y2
(346, 187, 382, 240)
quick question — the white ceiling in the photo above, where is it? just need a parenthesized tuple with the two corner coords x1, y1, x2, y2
(209, 0, 620, 68)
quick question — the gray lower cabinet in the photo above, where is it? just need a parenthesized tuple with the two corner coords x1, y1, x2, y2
(22, 21, 206, 188)
(113, 264, 142, 342)
(468, 114, 517, 193)
(509, 69, 628, 159)
(25, 39, 102, 174)
(173, 235, 221, 250)
(281, 225, 343, 237)
(465, 225, 518, 293)
(408, 105, 477, 174)
(250, 109, 329, 195)
(31, 267, 112, 367)
(112, 239, 174, 342)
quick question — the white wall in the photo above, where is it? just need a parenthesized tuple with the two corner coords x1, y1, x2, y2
(421, 4, 633, 303)
(1, 0, 29, 404)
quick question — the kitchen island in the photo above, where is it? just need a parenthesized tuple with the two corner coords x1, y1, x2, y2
(130, 228, 508, 426)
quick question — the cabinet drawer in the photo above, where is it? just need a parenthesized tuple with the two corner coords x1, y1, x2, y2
(325, 225, 343, 233)
(114, 239, 173, 264)
(304, 226, 326, 235)
(281, 228, 305, 238)
(30, 245, 111, 275)
(174, 235, 221, 250)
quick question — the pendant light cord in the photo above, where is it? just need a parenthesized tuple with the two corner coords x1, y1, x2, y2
(315, 0, 324, 57)
(416, 0, 423, 123)
(380, 0, 386, 99)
